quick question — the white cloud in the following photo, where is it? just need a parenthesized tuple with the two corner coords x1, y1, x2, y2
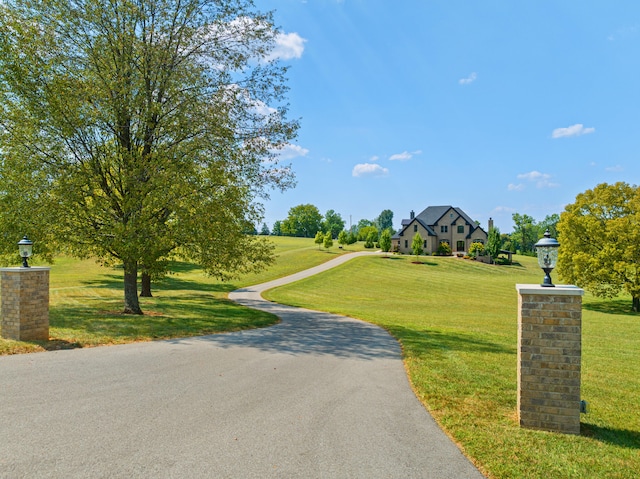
(516, 170, 560, 189)
(273, 143, 309, 160)
(459, 72, 477, 85)
(551, 124, 595, 139)
(508, 183, 524, 191)
(607, 25, 638, 41)
(493, 206, 516, 213)
(389, 150, 422, 161)
(369, 155, 380, 162)
(352, 163, 389, 177)
(605, 164, 624, 172)
(266, 32, 306, 61)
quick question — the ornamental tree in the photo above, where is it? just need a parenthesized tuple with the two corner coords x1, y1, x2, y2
(323, 232, 333, 250)
(412, 232, 423, 260)
(379, 229, 392, 254)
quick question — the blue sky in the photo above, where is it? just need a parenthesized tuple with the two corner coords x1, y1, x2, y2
(255, 0, 640, 233)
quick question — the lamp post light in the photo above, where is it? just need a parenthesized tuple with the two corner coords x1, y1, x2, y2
(18, 235, 33, 268)
(534, 229, 559, 287)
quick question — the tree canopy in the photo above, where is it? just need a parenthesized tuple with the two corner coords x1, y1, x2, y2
(281, 204, 323, 238)
(322, 209, 345, 239)
(557, 182, 640, 312)
(375, 209, 394, 232)
(0, 0, 298, 313)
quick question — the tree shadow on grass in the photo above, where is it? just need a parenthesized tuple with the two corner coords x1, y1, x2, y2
(80, 272, 238, 294)
(583, 299, 638, 316)
(581, 423, 640, 449)
(49, 294, 277, 341)
(387, 326, 513, 356)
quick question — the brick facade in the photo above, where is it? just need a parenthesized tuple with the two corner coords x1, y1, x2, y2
(516, 284, 584, 435)
(1, 267, 50, 341)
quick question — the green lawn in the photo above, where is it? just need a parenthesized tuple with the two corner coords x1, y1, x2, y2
(3, 241, 638, 478)
(264, 254, 640, 479)
(0, 237, 364, 354)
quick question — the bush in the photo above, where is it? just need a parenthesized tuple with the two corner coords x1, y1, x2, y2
(437, 242, 452, 256)
(469, 241, 485, 258)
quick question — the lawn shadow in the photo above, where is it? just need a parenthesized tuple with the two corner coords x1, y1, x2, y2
(581, 423, 640, 449)
(80, 273, 237, 294)
(50, 294, 277, 339)
(25, 339, 84, 351)
(389, 326, 513, 356)
(583, 299, 639, 316)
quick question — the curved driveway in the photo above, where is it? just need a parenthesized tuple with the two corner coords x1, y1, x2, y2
(0, 252, 484, 478)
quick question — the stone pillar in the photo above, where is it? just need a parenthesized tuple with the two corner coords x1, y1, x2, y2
(516, 284, 583, 435)
(1, 267, 50, 341)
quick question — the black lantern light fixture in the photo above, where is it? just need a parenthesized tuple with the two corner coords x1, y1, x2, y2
(534, 229, 559, 287)
(18, 235, 33, 268)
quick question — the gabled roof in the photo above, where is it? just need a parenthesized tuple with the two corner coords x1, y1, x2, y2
(392, 217, 436, 239)
(414, 205, 476, 227)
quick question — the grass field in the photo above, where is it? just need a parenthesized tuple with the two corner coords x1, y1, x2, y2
(2, 239, 638, 478)
(264, 254, 640, 479)
(0, 237, 365, 355)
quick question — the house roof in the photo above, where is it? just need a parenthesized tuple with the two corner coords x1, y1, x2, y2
(415, 205, 475, 227)
(392, 205, 487, 240)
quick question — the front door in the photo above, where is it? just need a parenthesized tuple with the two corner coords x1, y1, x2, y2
(457, 240, 465, 252)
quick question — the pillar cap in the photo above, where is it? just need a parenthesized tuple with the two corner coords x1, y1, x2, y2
(0, 267, 51, 272)
(516, 284, 583, 296)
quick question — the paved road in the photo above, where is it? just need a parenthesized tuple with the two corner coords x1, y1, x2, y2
(0, 252, 484, 478)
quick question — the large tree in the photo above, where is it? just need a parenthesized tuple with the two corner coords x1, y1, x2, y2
(375, 209, 394, 232)
(322, 209, 345, 239)
(512, 213, 537, 254)
(0, 0, 298, 313)
(281, 204, 322, 238)
(557, 182, 640, 312)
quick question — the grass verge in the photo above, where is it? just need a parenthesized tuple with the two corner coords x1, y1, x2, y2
(263, 254, 640, 479)
(0, 237, 362, 355)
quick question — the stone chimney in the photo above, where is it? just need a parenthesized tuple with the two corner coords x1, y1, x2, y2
(410, 210, 415, 220)
(488, 217, 494, 231)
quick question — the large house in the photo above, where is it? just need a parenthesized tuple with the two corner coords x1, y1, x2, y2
(392, 205, 490, 255)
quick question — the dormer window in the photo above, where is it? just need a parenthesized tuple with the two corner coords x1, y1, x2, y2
(414, 224, 418, 232)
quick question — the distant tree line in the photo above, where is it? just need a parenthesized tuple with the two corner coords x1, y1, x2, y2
(265, 205, 395, 248)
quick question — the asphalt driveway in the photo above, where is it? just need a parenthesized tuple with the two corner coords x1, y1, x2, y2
(0, 252, 484, 478)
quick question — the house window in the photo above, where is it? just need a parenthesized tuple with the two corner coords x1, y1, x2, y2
(414, 224, 418, 232)
(457, 225, 464, 234)
(404, 240, 408, 248)
(423, 240, 427, 248)
(440, 225, 448, 233)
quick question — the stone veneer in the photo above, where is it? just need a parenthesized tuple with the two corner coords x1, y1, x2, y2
(1, 267, 50, 341)
(516, 284, 583, 435)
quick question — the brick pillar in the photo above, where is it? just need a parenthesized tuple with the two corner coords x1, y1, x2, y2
(516, 284, 583, 435)
(1, 267, 50, 341)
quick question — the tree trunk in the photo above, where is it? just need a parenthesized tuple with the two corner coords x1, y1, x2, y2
(140, 271, 153, 297)
(123, 261, 143, 314)
(633, 296, 639, 313)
